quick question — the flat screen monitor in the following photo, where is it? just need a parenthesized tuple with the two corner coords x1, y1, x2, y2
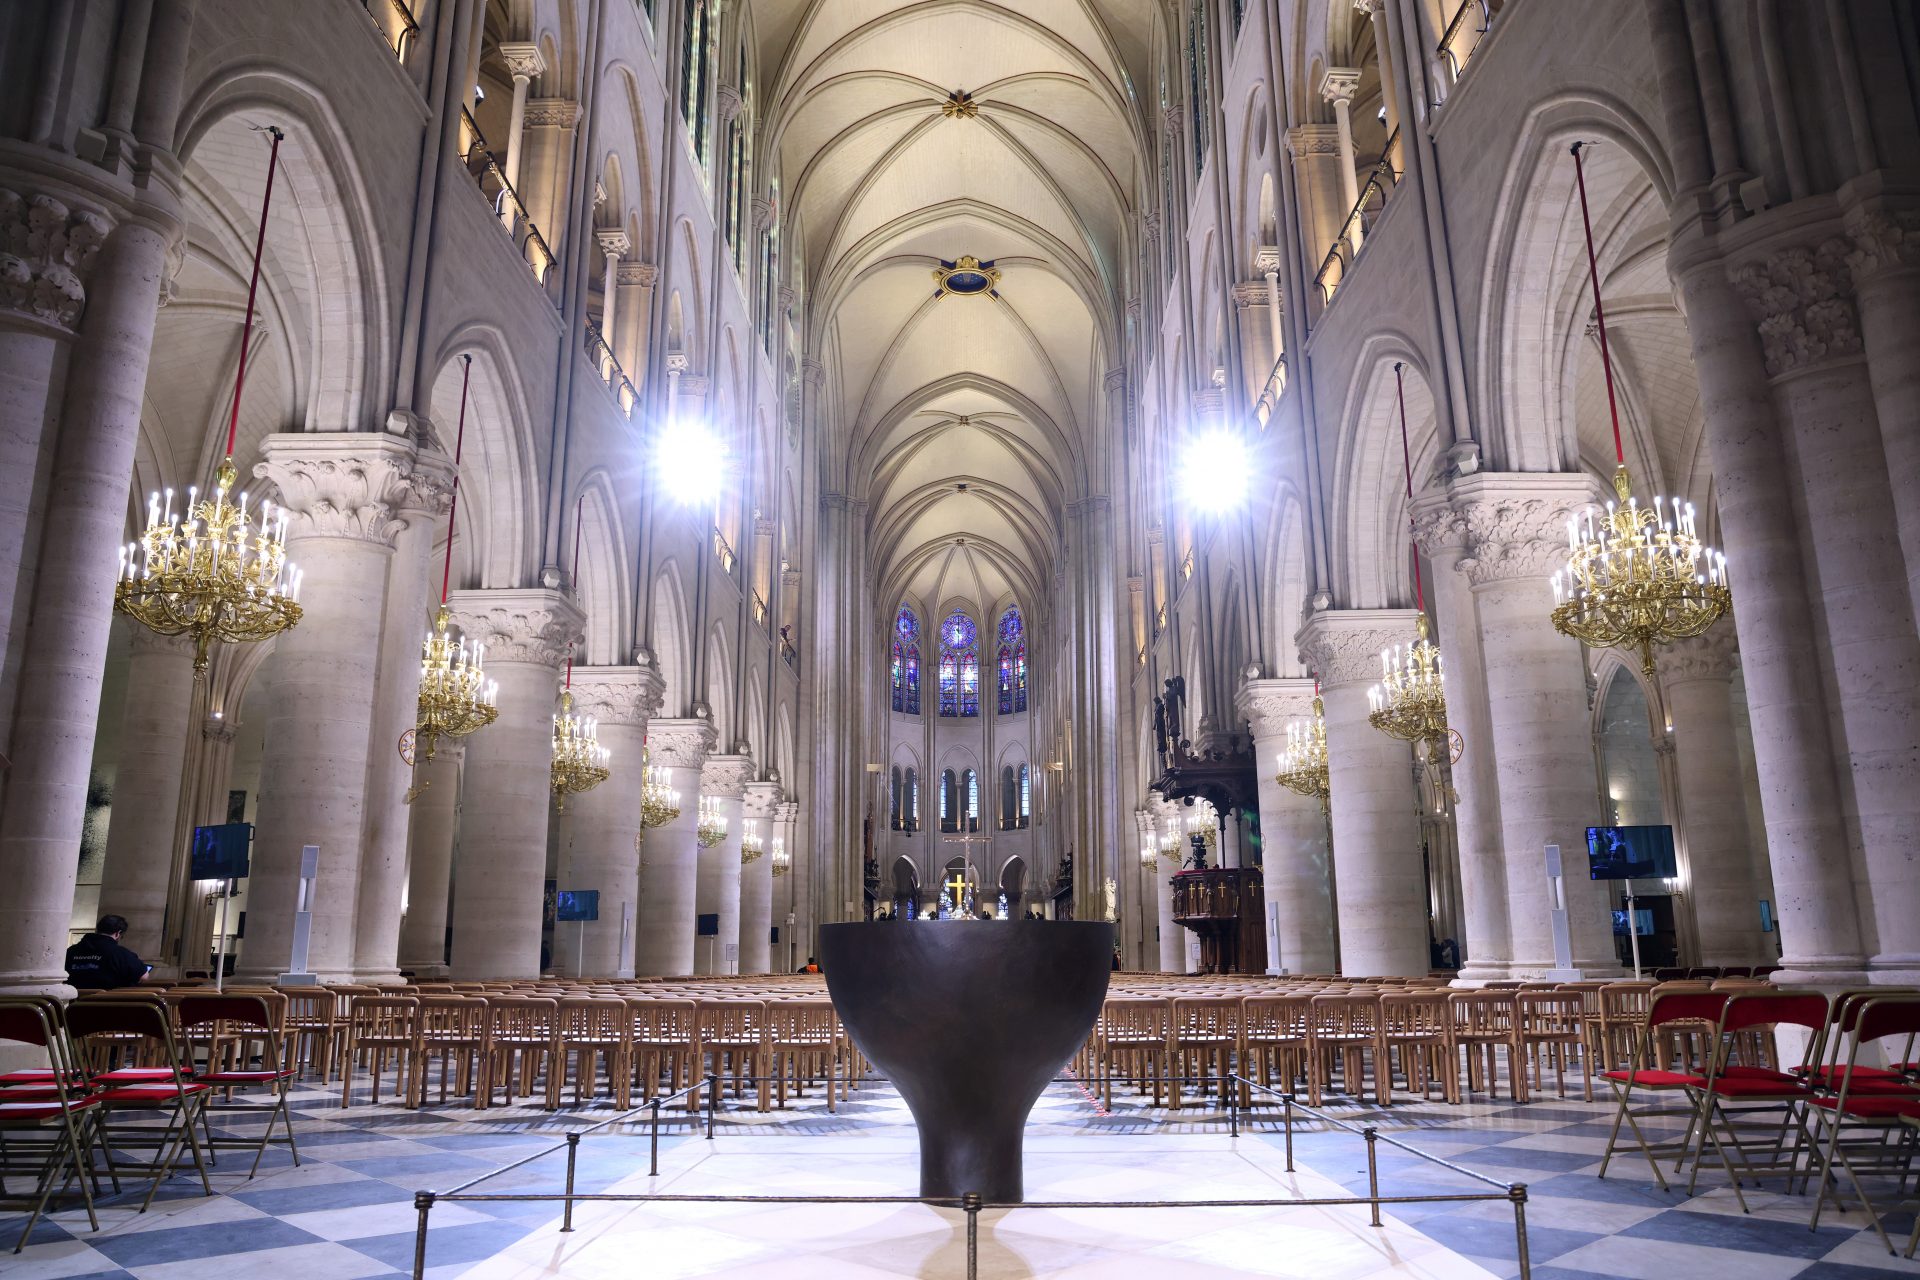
(1586, 825, 1678, 880)
(189, 823, 252, 880)
(554, 890, 599, 922)
(1611, 908, 1655, 937)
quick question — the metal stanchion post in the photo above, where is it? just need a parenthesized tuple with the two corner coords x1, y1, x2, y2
(1284, 1093, 1295, 1171)
(963, 1192, 981, 1280)
(706, 1074, 717, 1140)
(411, 1191, 434, 1279)
(1229, 1079, 1239, 1138)
(1364, 1127, 1381, 1227)
(649, 1098, 661, 1176)
(561, 1132, 580, 1232)
(1511, 1185, 1531, 1278)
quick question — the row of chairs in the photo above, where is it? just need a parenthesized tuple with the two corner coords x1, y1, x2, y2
(0, 993, 298, 1252)
(1600, 988, 1920, 1257)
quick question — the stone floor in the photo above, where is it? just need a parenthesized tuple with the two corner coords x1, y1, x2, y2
(3, 1067, 1918, 1278)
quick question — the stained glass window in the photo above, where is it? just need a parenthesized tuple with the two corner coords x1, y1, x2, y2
(996, 606, 1027, 714)
(940, 769, 956, 830)
(680, 0, 712, 169)
(891, 607, 920, 714)
(1187, 0, 1211, 173)
(938, 611, 978, 717)
(1020, 763, 1030, 826)
(964, 769, 979, 828)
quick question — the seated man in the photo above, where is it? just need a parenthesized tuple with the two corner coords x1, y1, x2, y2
(65, 914, 149, 990)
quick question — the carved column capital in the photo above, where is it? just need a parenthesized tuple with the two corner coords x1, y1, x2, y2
(444, 587, 585, 668)
(743, 780, 783, 818)
(1432, 471, 1597, 586)
(1845, 203, 1920, 277)
(646, 717, 716, 770)
(1286, 125, 1341, 157)
(752, 196, 776, 232)
(717, 84, 744, 125)
(1320, 67, 1361, 106)
(523, 98, 580, 129)
(617, 260, 657, 286)
(1656, 626, 1738, 685)
(1235, 676, 1318, 744)
(1296, 608, 1422, 687)
(568, 664, 665, 725)
(596, 228, 631, 259)
(1232, 279, 1272, 308)
(254, 433, 424, 547)
(0, 188, 112, 332)
(701, 753, 756, 798)
(1254, 244, 1283, 275)
(1729, 236, 1861, 377)
(498, 41, 546, 82)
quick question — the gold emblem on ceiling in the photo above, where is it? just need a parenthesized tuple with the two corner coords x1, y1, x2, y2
(942, 89, 979, 119)
(932, 256, 1001, 299)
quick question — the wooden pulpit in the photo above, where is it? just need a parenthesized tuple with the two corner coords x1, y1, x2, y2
(1171, 867, 1267, 973)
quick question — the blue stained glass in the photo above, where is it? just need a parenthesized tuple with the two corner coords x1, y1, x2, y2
(939, 611, 978, 717)
(892, 607, 920, 714)
(996, 606, 1027, 714)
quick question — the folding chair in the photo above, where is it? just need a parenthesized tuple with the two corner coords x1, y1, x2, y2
(0, 1001, 103, 1252)
(1596, 990, 1727, 1189)
(1805, 995, 1920, 1252)
(1681, 990, 1826, 1210)
(177, 994, 301, 1176)
(64, 999, 213, 1211)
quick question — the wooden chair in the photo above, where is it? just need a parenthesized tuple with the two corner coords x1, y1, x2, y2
(695, 1000, 769, 1112)
(478, 997, 559, 1110)
(1450, 991, 1528, 1102)
(1308, 993, 1384, 1106)
(628, 998, 701, 1105)
(340, 997, 422, 1109)
(1167, 996, 1240, 1111)
(274, 986, 338, 1081)
(1099, 997, 1172, 1108)
(1378, 992, 1457, 1105)
(1591, 981, 1657, 1074)
(1516, 990, 1590, 1100)
(553, 998, 632, 1108)
(417, 996, 488, 1106)
(765, 1000, 838, 1111)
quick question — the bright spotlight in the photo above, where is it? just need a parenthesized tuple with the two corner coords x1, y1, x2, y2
(1180, 429, 1250, 513)
(656, 418, 726, 505)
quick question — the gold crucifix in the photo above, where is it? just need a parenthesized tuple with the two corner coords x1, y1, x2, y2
(945, 870, 970, 911)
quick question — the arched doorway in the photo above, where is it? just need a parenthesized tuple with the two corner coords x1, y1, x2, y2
(999, 856, 1027, 919)
(891, 856, 920, 920)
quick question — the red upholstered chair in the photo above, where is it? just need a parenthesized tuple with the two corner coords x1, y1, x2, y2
(64, 998, 214, 1212)
(0, 1000, 103, 1252)
(177, 993, 302, 1176)
(1806, 995, 1920, 1252)
(1596, 990, 1727, 1189)
(1681, 990, 1826, 1207)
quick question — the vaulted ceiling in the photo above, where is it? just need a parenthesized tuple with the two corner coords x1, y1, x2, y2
(761, 0, 1150, 616)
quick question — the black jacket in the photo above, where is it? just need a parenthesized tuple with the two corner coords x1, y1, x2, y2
(65, 933, 146, 990)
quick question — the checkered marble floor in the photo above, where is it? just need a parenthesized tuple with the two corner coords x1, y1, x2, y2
(4, 1069, 1918, 1278)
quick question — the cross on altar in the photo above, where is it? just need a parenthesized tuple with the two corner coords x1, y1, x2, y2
(945, 871, 970, 909)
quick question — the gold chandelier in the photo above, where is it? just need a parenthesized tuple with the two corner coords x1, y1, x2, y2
(1275, 693, 1331, 800)
(1369, 362, 1456, 766)
(770, 835, 790, 877)
(640, 747, 682, 828)
(741, 821, 764, 865)
(414, 604, 497, 766)
(115, 127, 302, 675)
(551, 688, 611, 810)
(1550, 142, 1730, 675)
(696, 795, 728, 848)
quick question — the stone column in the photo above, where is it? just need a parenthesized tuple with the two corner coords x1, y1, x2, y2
(1413, 496, 1512, 980)
(1238, 678, 1339, 975)
(1354, 0, 1403, 158)
(235, 435, 415, 981)
(96, 629, 196, 960)
(636, 717, 714, 976)
(1299, 609, 1430, 977)
(696, 754, 753, 975)
(350, 439, 453, 981)
(1443, 473, 1619, 976)
(0, 189, 109, 759)
(1285, 125, 1349, 299)
(0, 209, 174, 1000)
(496, 42, 546, 191)
(1732, 237, 1920, 983)
(519, 98, 579, 259)
(1659, 630, 1766, 966)
(1255, 246, 1285, 374)
(398, 738, 462, 975)
(594, 229, 629, 362)
(1670, 254, 1862, 982)
(615, 260, 656, 382)
(444, 588, 581, 979)
(739, 780, 780, 973)
(1320, 67, 1364, 250)
(561, 665, 662, 978)
(773, 798, 802, 970)
(1151, 797, 1188, 973)
(1845, 203, 1920, 635)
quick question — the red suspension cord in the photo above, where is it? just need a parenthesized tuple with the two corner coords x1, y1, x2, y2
(1393, 361, 1424, 613)
(223, 127, 284, 461)
(438, 356, 473, 606)
(1571, 141, 1626, 466)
